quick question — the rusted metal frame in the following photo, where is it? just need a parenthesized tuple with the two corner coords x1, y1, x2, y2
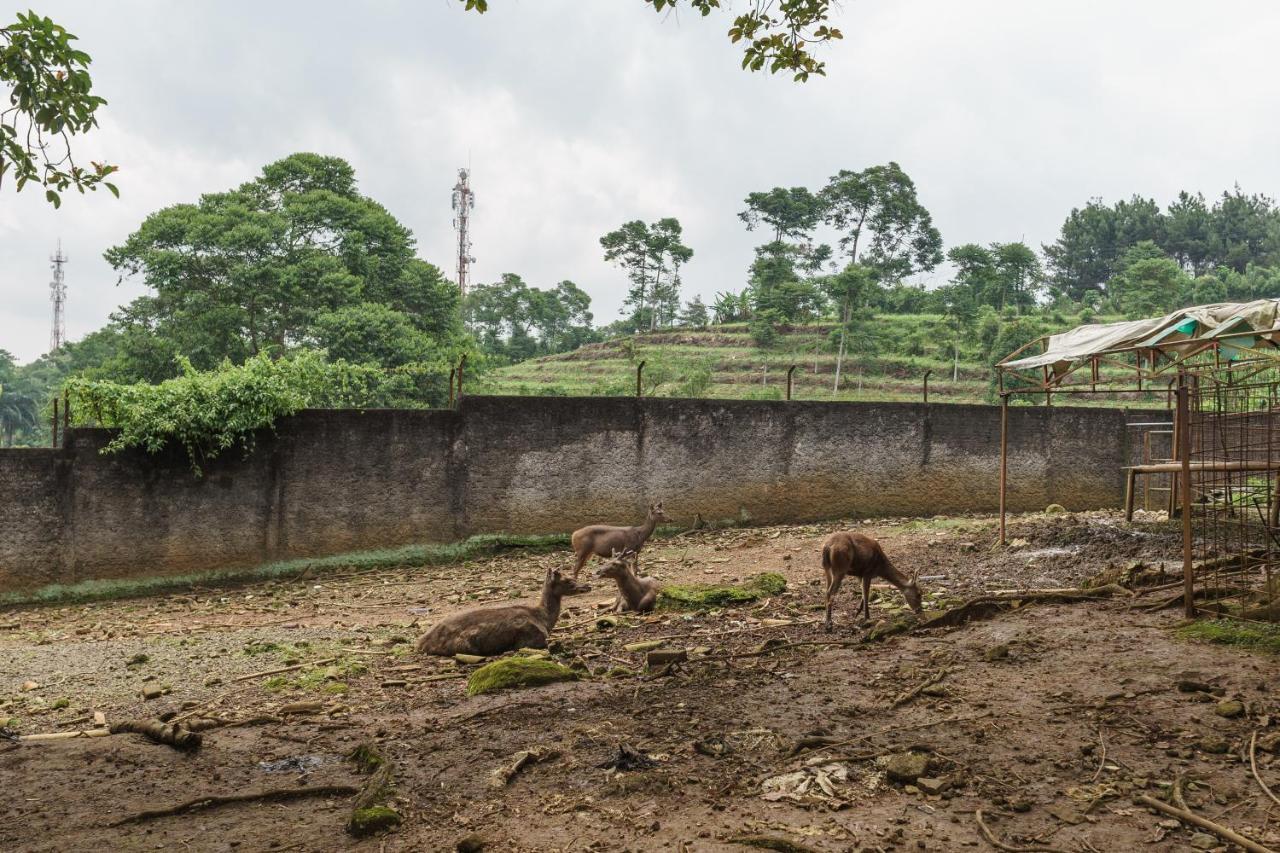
(786, 364, 798, 401)
(51, 397, 59, 448)
(999, 393, 1009, 546)
(994, 334, 1051, 367)
(1177, 379, 1195, 618)
(636, 360, 646, 398)
(448, 368, 456, 407)
(922, 369, 931, 404)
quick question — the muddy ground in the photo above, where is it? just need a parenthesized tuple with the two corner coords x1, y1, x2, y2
(2, 510, 1278, 853)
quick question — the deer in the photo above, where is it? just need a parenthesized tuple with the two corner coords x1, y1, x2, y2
(415, 566, 591, 657)
(820, 531, 923, 632)
(595, 550, 660, 613)
(570, 502, 670, 580)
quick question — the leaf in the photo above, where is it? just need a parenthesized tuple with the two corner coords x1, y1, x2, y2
(46, 189, 61, 208)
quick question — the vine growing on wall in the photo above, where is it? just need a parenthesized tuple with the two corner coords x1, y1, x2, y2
(67, 351, 456, 474)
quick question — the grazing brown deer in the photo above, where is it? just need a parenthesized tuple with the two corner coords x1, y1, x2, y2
(820, 531, 923, 632)
(570, 502, 670, 580)
(415, 567, 591, 657)
(595, 550, 660, 613)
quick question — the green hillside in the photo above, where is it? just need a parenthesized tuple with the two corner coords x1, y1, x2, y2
(474, 311, 1156, 406)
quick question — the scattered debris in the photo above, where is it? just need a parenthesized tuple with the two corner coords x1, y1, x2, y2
(490, 746, 560, 787)
(761, 763, 850, 808)
(597, 743, 655, 771)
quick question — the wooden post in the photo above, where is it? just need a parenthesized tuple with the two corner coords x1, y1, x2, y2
(63, 388, 70, 434)
(1124, 469, 1137, 522)
(448, 368, 456, 408)
(1177, 382, 1195, 619)
(456, 355, 466, 400)
(636, 360, 646, 398)
(999, 394, 1009, 546)
(51, 398, 59, 448)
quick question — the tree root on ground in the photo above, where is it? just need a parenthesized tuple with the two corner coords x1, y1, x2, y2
(107, 785, 359, 827)
(870, 585, 1131, 641)
(109, 719, 202, 751)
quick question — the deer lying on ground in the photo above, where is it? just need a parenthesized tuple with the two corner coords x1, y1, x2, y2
(820, 531, 923, 632)
(415, 567, 591, 657)
(570, 502, 670, 580)
(595, 550, 660, 613)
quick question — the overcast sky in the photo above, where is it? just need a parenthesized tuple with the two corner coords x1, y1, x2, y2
(3, 0, 1279, 363)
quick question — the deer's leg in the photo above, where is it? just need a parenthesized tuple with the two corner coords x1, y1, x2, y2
(572, 549, 590, 581)
(860, 575, 873, 622)
(824, 569, 843, 633)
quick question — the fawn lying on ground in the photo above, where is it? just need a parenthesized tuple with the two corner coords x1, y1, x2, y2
(415, 567, 591, 656)
(820, 531, 923, 631)
(595, 550, 660, 613)
(570, 502, 670, 580)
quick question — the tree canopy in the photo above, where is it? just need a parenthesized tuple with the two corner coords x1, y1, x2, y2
(461, 0, 842, 80)
(0, 11, 116, 205)
(600, 218, 693, 332)
(104, 153, 463, 375)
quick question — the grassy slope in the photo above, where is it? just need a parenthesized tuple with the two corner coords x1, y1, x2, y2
(477, 314, 1165, 406)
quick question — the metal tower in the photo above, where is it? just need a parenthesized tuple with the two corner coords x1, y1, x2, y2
(49, 241, 67, 352)
(451, 168, 475, 297)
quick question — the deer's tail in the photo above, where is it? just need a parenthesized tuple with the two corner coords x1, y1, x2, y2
(821, 544, 832, 571)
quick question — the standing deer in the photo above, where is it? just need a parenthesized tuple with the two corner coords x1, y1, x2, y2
(595, 550, 660, 613)
(820, 531, 923, 632)
(415, 567, 591, 657)
(570, 502, 670, 580)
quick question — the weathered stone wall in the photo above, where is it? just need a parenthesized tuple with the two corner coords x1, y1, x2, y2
(0, 398, 1161, 593)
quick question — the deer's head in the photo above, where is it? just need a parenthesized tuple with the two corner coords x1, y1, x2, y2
(546, 566, 592, 597)
(649, 501, 670, 524)
(596, 549, 638, 580)
(902, 576, 924, 613)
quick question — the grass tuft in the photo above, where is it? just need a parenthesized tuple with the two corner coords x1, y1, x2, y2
(659, 572, 787, 610)
(1177, 617, 1280, 654)
(466, 656, 579, 696)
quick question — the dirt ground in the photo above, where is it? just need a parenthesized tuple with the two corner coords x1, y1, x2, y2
(2, 510, 1279, 853)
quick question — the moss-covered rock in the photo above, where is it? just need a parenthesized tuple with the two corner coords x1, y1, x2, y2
(659, 572, 786, 610)
(466, 657, 580, 696)
(347, 805, 401, 836)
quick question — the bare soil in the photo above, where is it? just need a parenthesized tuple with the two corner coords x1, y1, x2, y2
(2, 511, 1278, 853)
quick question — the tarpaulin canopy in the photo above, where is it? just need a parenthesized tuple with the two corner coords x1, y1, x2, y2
(1000, 299, 1280, 372)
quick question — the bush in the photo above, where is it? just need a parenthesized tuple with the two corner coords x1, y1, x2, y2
(68, 350, 453, 474)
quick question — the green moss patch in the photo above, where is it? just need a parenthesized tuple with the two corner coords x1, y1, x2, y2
(347, 806, 401, 837)
(466, 657, 580, 696)
(1177, 618, 1280, 654)
(659, 572, 787, 610)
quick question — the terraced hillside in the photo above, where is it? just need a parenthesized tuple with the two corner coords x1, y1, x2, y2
(478, 313, 1159, 406)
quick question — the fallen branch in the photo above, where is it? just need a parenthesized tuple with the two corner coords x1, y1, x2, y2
(1135, 794, 1275, 853)
(108, 785, 358, 827)
(974, 809, 1070, 853)
(726, 835, 819, 853)
(18, 728, 112, 743)
(109, 719, 201, 751)
(1138, 586, 1252, 612)
(709, 640, 866, 661)
(1251, 731, 1280, 808)
(232, 657, 338, 683)
(1090, 727, 1107, 783)
(872, 586, 1131, 641)
(890, 667, 954, 709)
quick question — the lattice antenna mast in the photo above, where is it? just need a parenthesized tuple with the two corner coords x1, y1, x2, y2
(49, 240, 67, 352)
(451, 168, 476, 298)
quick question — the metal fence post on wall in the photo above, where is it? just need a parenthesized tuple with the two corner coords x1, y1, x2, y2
(923, 369, 932, 404)
(636, 360, 646, 398)
(51, 397, 59, 448)
(63, 389, 70, 435)
(456, 355, 467, 403)
(448, 368, 456, 408)
(786, 365, 798, 401)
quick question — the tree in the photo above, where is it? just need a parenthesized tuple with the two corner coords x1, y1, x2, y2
(1, 11, 116, 205)
(1107, 243, 1191, 319)
(679, 295, 709, 328)
(820, 162, 943, 279)
(991, 242, 1043, 311)
(820, 163, 941, 386)
(821, 264, 879, 392)
(1164, 191, 1214, 274)
(461, 0, 843, 81)
(1210, 186, 1280, 273)
(464, 274, 595, 361)
(105, 153, 460, 374)
(601, 217, 692, 331)
(739, 187, 826, 244)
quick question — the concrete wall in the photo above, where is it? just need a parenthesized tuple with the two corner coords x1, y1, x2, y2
(0, 398, 1161, 593)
